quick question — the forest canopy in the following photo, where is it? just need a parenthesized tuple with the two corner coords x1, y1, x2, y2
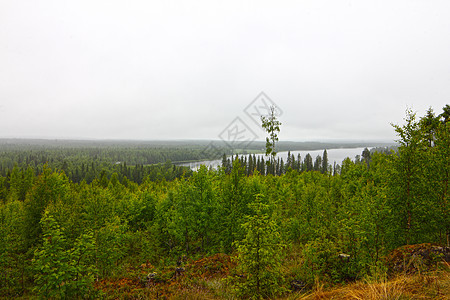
(0, 105, 448, 298)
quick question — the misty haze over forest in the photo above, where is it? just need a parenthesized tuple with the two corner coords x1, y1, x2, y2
(1, 1, 449, 141)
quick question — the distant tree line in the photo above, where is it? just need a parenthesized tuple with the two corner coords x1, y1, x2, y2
(221, 146, 394, 177)
(0, 146, 208, 184)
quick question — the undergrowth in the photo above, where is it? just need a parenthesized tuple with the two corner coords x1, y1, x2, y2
(91, 251, 449, 299)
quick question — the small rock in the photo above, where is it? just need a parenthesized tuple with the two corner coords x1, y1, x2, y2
(290, 280, 307, 291)
(339, 253, 351, 262)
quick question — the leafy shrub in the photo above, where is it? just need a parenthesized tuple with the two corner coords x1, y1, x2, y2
(301, 238, 357, 285)
(32, 210, 99, 298)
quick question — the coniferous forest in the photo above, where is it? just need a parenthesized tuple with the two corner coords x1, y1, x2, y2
(0, 106, 449, 299)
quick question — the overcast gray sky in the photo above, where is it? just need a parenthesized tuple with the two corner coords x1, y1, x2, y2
(1, 0, 449, 142)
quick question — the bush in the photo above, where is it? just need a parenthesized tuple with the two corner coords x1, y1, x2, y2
(32, 210, 99, 298)
(301, 238, 357, 285)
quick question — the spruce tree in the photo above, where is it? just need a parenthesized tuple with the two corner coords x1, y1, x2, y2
(362, 148, 371, 169)
(322, 149, 329, 174)
(314, 155, 322, 172)
(304, 153, 313, 172)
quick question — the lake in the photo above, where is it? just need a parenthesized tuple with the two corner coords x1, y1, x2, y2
(181, 147, 368, 170)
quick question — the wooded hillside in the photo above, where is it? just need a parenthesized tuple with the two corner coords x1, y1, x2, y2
(0, 106, 448, 299)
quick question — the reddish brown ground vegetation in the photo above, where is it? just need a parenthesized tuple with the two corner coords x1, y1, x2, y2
(386, 243, 450, 275)
(95, 253, 236, 299)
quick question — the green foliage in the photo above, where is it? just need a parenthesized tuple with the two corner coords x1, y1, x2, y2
(321, 149, 329, 174)
(220, 158, 249, 253)
(68, 231, 98, 296)
(23, 165, 69, 248)
(32, 209, 98, 299)
(387, 107, 450, 247)
(231, 195, 286, 298)
(389, 110, 425, 245)
(261, 106, 282, 174)
(0, 105, 448, 298)
(301, 238, 339, 284)
(0, 199, 27, 296)
(96, 216, 129, 277)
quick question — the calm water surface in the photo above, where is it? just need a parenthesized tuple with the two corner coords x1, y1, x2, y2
(181, 147, 368, 170)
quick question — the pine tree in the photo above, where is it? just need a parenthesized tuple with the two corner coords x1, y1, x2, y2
(222, 154, 231, 174)
(322, 149, 329, 174)
(420, 108, 440, 148)
(362, 148, 371, 169)
(286, 151, 291, 170)
(439, 104, 450, 123)
(248, 155, 254, 176)
(314, 155, 322, 172)
(304, 154, 313, 172)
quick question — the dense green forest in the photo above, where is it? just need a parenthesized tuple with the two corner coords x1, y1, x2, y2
(0, 106, 448, 299)
(0, 138, 391, 184)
